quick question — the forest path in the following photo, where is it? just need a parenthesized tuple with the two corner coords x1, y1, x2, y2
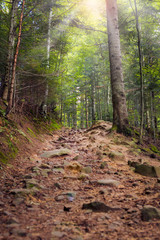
(0, 121, 160, 240)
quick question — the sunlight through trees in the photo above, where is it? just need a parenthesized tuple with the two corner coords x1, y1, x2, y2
(0, 0, 160, 138)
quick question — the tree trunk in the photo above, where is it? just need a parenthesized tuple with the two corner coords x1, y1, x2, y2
(91, 75, 95, 124)
(85, 90, 88, 128)
(106, 85, 110, 120)
(60, 95, 63, 123)
(80, 95, 84, 128)
(151, 91, 156, 141)
(2, 0, 19, 101)
(44, 0, 53, 107)
(7, 0, 25, 114)
(73, 101, 77, 129)
(133, 0, 144, 142)
(67, 112, 71, 127)
(106, 0, 128, 132)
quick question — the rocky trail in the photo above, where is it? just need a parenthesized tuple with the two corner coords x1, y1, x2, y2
(0, 121, 160, 240)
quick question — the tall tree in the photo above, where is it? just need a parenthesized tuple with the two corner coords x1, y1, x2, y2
(44, 0, 53, 108)
(7, 0, 25, 114)
(133, 0, 144, 142)
(106, 0, 129, 132)
(2, 0, 19, 101)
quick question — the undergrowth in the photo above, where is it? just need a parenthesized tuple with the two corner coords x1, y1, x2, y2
(0, 112, 61, 165)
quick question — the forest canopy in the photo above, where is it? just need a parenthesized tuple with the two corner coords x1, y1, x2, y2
(0, 0, 160, 137)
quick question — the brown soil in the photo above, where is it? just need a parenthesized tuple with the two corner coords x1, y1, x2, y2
(0, 121, 160, 240)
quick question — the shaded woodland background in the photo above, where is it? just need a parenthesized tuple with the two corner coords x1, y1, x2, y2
(0, 0, 160, 136)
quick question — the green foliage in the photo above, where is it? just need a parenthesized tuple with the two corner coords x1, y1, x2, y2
(49, 120, 61, 130)
(149, 144, 160, 154)
(27, 127, 36, 137)
(0, 0, 160, 136)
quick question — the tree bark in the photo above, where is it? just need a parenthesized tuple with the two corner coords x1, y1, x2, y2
(7, 0, 25, 114)
(80, 95, 84, 128)
(151, 91, 156, 141)
(91, 75, 95, 124)
(44, 0, 53, 107)
(73, 100, 77, 129)
(85, 90, 88, 128)
(106, 0, 128, 132)
(133, 0, 144, 142)
(2, 0, 19, 101)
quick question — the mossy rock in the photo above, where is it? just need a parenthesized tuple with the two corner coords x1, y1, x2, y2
(141, 205, 160, 221)
(39, 163, 51, 169)
(32, 166, 41, 175)
(100, 162, 107, 169)
(41, 148, 72, 158)
(52, 168, 64, 174)
(128, 161, 139, 168)
(25, 179, 43, 189)
(81, 166, 92, 174)
(108, 151, 125, 161)
(10, 188, 39, 197)
(97, 179, 120, 187)
(78, 173, 89, 180)
(66, 161, 82, 172)
(73, 155, 80, 160)
(135, 164, 160, 178)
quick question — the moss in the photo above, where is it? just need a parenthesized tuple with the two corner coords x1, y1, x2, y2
(134, 129, 140, 136)
(108, 151, 124, 160)
(46, 120, 61, 131)
(150, 144, 160, 154)
(0, 107, 6, 117)
(128, 149, 139, 156)
(141, 145, 160, 156)
(122, 127, 133, 137)
(100, 162, 107, 169)
(17, 129, 32, 143)
(6, 163, 14, 168)
(0, 152, 8, 163)
(0, 114, 61, 165)
(111, 125, 118, 131)
(7, 136, 18, 153)
(111, 124, 133, 137)
(141, 148, 152, 154)
(132, 138, 137, 143)
(27, 127, 37, 137)
(0, 135, 19, 163)
(27, 183, 35, 189)
(33, 118, 61, 134)
(17, 129, 27, 137)
(0, 127, 4, 133)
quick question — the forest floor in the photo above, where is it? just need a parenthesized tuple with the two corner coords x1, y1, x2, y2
(0, 121, 160, 240)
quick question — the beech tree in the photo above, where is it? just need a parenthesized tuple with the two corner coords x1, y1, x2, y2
(106, 0, 129, 132)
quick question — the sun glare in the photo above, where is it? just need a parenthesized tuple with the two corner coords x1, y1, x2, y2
(85, 0, 98, 9)
(83, 0, 104, 19)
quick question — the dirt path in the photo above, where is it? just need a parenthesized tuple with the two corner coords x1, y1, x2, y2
(0, 121, 160, 240)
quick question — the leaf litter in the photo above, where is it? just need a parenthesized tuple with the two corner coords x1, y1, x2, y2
(0, 121, 160, 239)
